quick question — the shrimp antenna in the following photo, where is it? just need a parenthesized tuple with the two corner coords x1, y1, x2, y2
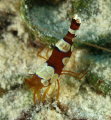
(36, 25, 111, 53)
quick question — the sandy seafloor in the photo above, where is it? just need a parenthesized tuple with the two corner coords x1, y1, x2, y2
(0, 0, 111, 120)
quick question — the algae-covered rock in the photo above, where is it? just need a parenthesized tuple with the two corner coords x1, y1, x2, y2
(20, 0, 72, 45)
(86, 73, 111, 95)
(44, 0, 62, 5)
(20, 0, 111, 49)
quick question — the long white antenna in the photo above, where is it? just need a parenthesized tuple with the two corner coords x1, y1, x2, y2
(35, 25, 111, 53)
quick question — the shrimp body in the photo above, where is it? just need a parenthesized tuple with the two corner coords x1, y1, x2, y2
(25, 14, 81, 105)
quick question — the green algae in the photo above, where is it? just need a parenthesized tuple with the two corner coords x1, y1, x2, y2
(0, 87, 8, 97)
(20, 0, 59, 45)
(71, 0, 99, 19)
(86, 73, 111, 95)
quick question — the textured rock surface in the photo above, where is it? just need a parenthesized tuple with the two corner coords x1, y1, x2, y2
(0, 0, 111, 120)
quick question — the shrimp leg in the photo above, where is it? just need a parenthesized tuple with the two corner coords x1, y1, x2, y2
(37, 45, 49, 60)
(61, 70, 88, 80)
(57, 79, 64, 113)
